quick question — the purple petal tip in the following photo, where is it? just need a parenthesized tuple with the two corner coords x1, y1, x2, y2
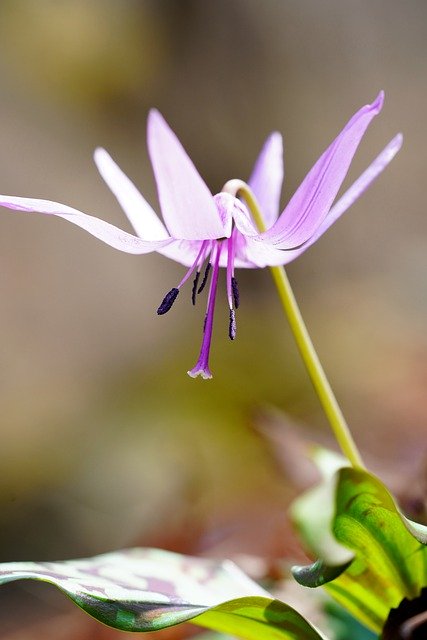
(394, 132, 404, 148)
(372, 90, 385, 112)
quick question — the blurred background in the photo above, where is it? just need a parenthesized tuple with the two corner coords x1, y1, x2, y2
(0, 0, 426, 634)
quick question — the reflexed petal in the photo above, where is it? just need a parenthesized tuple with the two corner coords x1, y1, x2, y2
(231, 197, 260, 237)
(94, 148, 169, 240)
(227, 200, 284, 268)
(248, 132, 284, 227)
(244, 133, 403, 267)
(147, 110, 227, 240)
(262, 92, 385, 248)
(0, 195, 172, 254)
(212, 193, 234, 237)
(313, 133, 403, 238)
(239, 237, 303, 268)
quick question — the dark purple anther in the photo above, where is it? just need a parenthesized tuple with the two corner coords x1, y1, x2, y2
(191, 271, 200, 305)
(231, 277, 240, 309)
(229, 309, 236, 340)
(157, 287, 179, 315)
(197, 262, 211, 294)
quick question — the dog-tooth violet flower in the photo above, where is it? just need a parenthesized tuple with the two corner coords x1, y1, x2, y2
(0, 92, 401, 379)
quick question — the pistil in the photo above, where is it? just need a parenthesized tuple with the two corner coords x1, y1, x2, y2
(188, 242, 223, 379)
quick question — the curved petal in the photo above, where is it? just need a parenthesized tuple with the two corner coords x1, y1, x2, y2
(242, 133, 403, 267)
(94, 148, 169, 240)
(0, 195, 172, 254)
(248, 132, 284, 227)
(262, 92, 385, 248)
(231, 197, 260, 237)
(147, 110, 227, 240)
(238, 236, 303, 268)
(312, 133, 403, 238)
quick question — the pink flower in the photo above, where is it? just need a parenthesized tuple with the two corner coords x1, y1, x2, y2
(0, 93, 401, 378)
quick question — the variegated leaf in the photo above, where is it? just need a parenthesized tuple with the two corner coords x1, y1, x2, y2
(0, 548, 327, 639)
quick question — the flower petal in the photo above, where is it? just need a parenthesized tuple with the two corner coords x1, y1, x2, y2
(243, 133, 403, 267)
(94, 148, 169, 240)
(0, 195, 172, 254)
(147, 110, 228, 240)
(238, 236, 302, 268)
(248, 132, 284, 227)
(312, 133, 403, 239)
(262, 92, 385, 248)
(231, 197, 260, 237)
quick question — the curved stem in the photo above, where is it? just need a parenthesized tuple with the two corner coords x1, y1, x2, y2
(223, 180, 365, 469)
(268, 265, 364, 468)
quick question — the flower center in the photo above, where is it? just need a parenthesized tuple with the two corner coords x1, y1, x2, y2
(156, 234, 240, 379)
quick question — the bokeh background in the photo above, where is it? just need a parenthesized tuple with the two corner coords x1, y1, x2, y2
(0, 0, 426, 634)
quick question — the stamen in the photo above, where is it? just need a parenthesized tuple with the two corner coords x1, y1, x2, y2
(157, 242, 208, 315)
(229, 309, 236, 340)
(225, 232, 238, 339)
(231, 276, 240, 309)
(197, 261, 211, 294)
(177, 240, 209, 289)
(157, 287, 179, 315)
(192, 241, 211, 304)
(191, 271, 200, 305)
(226, 233, 236, 308)
(188, 242, 223, 379)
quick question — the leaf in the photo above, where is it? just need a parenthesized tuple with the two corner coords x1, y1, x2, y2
(0, 547, 327, 639)
(194, 598, 328, 640)
(291, 451, 354, 567)
(323, 600, 377, 640)
(291, 558, 352, 589)
(291, 447, 354, 585)
(292, 464, 427, 634)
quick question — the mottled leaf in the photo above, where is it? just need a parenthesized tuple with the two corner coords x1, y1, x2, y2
(0, 548, 327, 639)
(292, 463, 427, 634)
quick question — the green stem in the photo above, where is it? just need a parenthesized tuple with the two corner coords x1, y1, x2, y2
(223, 180, 365, 469)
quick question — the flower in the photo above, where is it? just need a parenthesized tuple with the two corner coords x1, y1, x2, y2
(0, 92, 401, 378)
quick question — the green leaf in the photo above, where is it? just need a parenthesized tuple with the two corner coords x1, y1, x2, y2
(324, 600, 377, 640)
(292, 464, 427, 634)
(0, 548, 327, 639)
(292, 558, 352, 589)
(291, 461, 354, 567)
(194, 598, 328, 640)
(291, 447, 354, 585)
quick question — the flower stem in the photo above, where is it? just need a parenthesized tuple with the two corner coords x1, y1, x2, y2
(268, 264, 364, 469)
(224, 180, 365, 469)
